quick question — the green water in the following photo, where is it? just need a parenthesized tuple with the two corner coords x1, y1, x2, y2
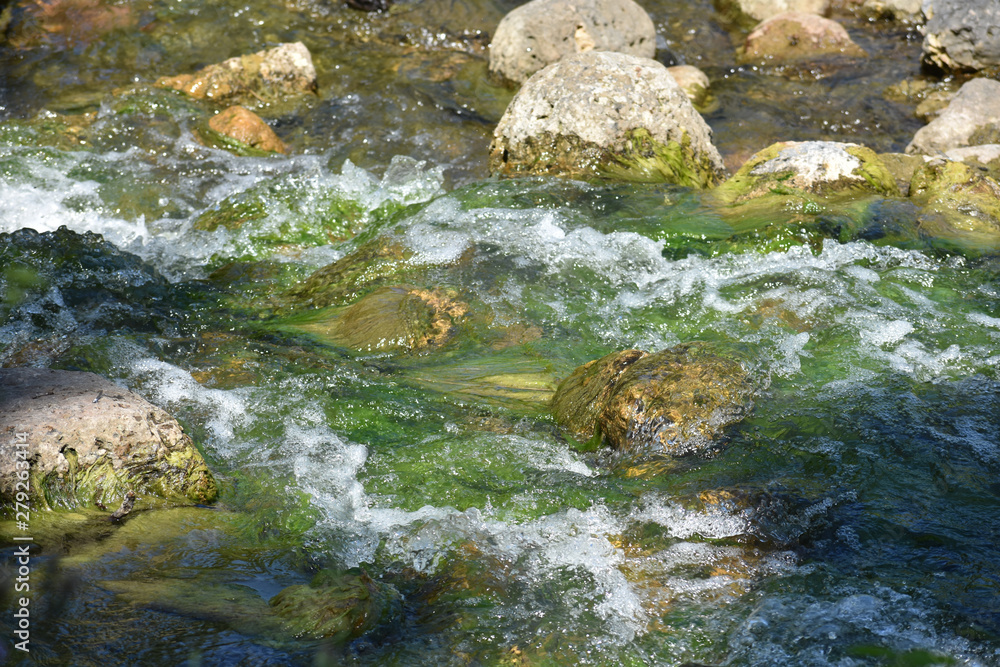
(1, 0, 999, 665)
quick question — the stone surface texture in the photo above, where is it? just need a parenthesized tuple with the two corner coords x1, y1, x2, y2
(0, 368, 217, 509)
(907, 78, 1000, 155)
(488, 0, 655, 85)
(727, 0, 830, 23)
(156, 42, 317, 103)
(740, 12, 867, 64)
(490, 51, 726, 186)
(922, 0, 1000, 72)
(207, 105, 288, 153)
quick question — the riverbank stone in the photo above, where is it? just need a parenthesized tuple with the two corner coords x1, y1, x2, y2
(861, 0, 924, 23)
(738, 12, 867, 65)
(906, 78, 1000, 156)
(489, 51, 727, 186)
(922, 0, 1000, 72)
(551, 343, 756, 458)
(0, 368, 218, 511)
(488, 0, 655, 86)
(668, 65, 714, 111)
(156, 42, 317, 104)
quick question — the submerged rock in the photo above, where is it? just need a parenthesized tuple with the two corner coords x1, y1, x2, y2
(921, 0, 1000, 72)
(489, 51, 727, 187)
(0, 368, 217, 510)
(201, 105, 288, 155)
(552, 343, 757, 458)
(668, 65, 714, 111)
(906, 78, 1000, 156)
(712, 141, 900, 205)
(738, 12, 867, 65)
(270, 569, 402, 642)
(156, 42, 317, 104)
(291, 285, 468, 354)
(488, 0, 655, 86)
(908, 158, 1000, 254)
(861, 0, 924, 23)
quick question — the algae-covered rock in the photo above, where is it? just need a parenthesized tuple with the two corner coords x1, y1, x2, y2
(944, 144, 1000, 180)
(908, 158, 1000, 254)
(551, 349, 647, 445)
(488, 0, 656, 86)
(270, 569, 402, 641)
(552, 343, 757, 458)
(738, 12, 867, 65)
(291, 285, 468, 354)
(713, 141, 900, 205)
(200, 105, 288, 155)
(877, 152, 928, 196)
(489, 51, 727, 187)
(156, 42, 317, 105)
(0, 368, 217, 511)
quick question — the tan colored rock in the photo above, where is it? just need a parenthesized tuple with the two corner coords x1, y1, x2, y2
(739, 12, 867, 65)
(490, 51, 727, 187)
(0, 368, 217, 510)
(667, 65, 711, 109)
(207, 105, 288, 154)
(722, 0, 831, 24)
(156, 42, 317, 104)
(488, 0, 655, 85)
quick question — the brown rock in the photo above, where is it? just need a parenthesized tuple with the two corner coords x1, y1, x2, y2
(0, 368, 217, 510)
(739, 12, 867, 65)
(156, 42, 317, 104)
(208, 106, 288, 154)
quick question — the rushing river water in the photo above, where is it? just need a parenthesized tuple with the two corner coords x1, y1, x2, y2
(1, 0, 1000, 665)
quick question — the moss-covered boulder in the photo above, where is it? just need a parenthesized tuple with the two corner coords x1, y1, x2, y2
(552, 343, 757, 458)
(270, 569, 402, 641)
(908, 158, 1000, 254)
(289, 285, 468, 354)
(713, 141, 900, 204)
(0, 368, 217, 511)
(489, 51, 727, 187)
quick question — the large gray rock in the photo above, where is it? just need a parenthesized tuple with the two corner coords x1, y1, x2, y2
(488, 0, 655, 86)
(922, 0, 1000, 72)
(906, 78, 1000, 155)
(489, 51, 727, 187)
(0, 368, 217, 510)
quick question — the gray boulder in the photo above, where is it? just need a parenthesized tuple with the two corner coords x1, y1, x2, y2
(489, 51, 727, 187)
(922, 0, 1000, 72)
(0, 368, 217, 511)
(488, 0, 655, 86)
(906, 78, 1000, 155)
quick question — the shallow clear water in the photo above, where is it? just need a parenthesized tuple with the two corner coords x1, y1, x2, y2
(1, 0, 999, 665)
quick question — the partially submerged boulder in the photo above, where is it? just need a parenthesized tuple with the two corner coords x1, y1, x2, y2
(270, 569, 402, 642)
(921, 0, 1000, 72)
(489, 51, 727, 187)
(552, 343, 757, 458)
(861, 0, 924, 23)
(0, 368, 217, 510)
(738, 12, 867, 65)
(667, 65, 714, 111)
(713, 141, 900, 205)
(156, 42, 317, 104)
(488, 0, 655, 86)
(906, 78, 1000, 156)
(201, 105, 288, 155)
(290, 285, 468, 354)
(908, 158, 1000, 254)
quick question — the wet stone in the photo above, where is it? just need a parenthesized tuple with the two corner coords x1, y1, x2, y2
(738, 12, 867, 65)
(921, 0, 1000, 72)
(203, 105, 288, 155)
(906, 78, 1000, 156)
(0, 368, 218, 510)
(488, 0, 656, 86)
